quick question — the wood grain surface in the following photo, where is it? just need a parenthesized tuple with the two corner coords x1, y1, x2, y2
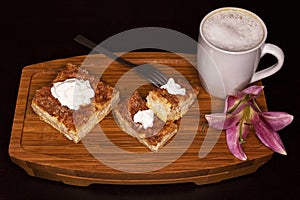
(9, 52, 273, 186)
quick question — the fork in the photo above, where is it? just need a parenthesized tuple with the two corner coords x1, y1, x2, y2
(74, 35, 169, 87)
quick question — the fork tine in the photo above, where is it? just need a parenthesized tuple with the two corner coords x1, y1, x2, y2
(134, 64, 168, 87)
(149, 79, 161, 88)
(153, 69, 169, 83)
(149, 70, 168, 86)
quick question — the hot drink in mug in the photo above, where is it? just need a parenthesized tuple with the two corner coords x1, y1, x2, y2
(197, 7, 284, 99)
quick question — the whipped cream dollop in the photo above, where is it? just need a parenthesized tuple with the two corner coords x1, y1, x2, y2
(160, 78, 186, 95)
(51, 78, 95, 110)
(133, 109, 154, 129)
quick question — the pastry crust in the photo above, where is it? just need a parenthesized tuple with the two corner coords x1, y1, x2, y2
(31, 63, 120, 143)
(146, 79, 199, 122)
(113, 91, 178, 152)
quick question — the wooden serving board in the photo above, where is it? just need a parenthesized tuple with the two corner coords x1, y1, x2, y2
(9, 52, 273, 186)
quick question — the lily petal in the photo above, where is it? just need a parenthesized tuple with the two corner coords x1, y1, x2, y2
(252, 115, 287, 155)
(226, 96, 248, 115)
(248, 99, 262, 112)
(242, 123, 251, 141)
(226, 124, 248, 160)
(260, 112, 294, 131)
(225, 95, 239, 112)
(237, 85, 264, 99)
(205, 113, 241, 130)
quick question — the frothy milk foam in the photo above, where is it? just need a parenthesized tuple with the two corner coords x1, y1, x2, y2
(202, 9, 264, 51)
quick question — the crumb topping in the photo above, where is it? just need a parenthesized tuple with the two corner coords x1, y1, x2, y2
(32, 63, 114, 132)
(128, 91, 148, 119)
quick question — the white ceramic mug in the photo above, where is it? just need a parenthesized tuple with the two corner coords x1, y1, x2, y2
(197, 7, 284, 99)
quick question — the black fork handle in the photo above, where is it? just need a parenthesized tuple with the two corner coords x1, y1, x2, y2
(74, 35, 137, 68)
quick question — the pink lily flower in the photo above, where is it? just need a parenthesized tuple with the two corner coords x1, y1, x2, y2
(205, 85, 294, 161)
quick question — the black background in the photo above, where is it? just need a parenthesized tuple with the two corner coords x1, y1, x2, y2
(1, 0, 299, 199)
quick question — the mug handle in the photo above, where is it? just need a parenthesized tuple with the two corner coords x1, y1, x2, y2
(250, 43, 284, 83)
